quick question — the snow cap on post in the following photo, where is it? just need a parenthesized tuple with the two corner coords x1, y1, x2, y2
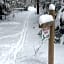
(28, 6, 37, 13)
(39, 14, 54, 26)
(49, 4, 55, 10)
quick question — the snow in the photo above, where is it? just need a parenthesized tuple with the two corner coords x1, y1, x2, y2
(0, 0, 4, 4)
(60, 34, 64, 45)
(55, 7, 64, 28)
(54, 44, 64, 64)
(55, 13, 61, 28)
(49, 4, 55, 10)
(42, 28, 50, 40)
(39, 14, 54, 25)
(61, 12, 64, 21)
(0, 10, 64, 64)
(5, 3, 10, 8)
(28, 6, 37, 13)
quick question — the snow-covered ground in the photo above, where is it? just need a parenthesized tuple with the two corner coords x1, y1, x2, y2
(55, 44, 64, 64)
(0, 10, 64, 64)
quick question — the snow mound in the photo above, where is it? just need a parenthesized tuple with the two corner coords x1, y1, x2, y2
(39, 14, 54, 25)
(28, 6, 37, 13)
(49, 4, 55, 10)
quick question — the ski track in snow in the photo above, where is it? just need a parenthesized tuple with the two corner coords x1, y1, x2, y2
(0, 12, 32, 64)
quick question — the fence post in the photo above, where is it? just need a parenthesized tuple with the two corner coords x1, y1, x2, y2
(48, 4, 55, 64)
(39, 7, 55, 64)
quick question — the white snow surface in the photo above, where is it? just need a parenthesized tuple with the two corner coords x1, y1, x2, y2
(28, 6, 37, 13)
(39, 14, 54, 25)
(0, 11, 64, 64)
(61, 12, 64, 21)
(49, 4, 55, 10)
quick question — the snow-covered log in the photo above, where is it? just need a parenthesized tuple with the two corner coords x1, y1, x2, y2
(39, 14, 54, 26)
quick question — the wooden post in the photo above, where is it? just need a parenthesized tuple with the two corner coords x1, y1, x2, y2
(37, 0, 39, 14)
(39, 12, 55, 64)
(48, 9, 55, 64)
(48, 22, 54, 64)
